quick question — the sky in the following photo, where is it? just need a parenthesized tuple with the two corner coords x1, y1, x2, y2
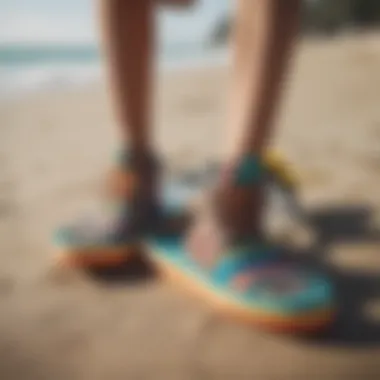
(0, 0, 231, 45)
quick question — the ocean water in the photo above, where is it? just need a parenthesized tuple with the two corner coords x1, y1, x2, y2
(0, 0, 231, 100)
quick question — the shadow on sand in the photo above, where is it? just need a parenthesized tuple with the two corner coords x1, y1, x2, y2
(302, 204, 380, 347)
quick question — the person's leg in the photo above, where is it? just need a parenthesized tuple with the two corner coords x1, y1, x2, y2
(99, 0, 154, 152)
(99, 0, 159, 230)
(146, 0, 335, 331)
(54, 1, 157, 267)
(218, 0, 301, 238)
(54, 0, 193, 268)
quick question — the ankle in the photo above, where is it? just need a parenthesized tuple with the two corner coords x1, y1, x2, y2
(117, 148, 160, 201)
(215, 154, 266, 238)
(216, 185, 263, 237)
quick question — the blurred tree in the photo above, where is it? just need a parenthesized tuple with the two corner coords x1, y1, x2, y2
(305, 0, 380, 31)
(209, 0, 380, 46)
(301, 0, 351, 35)
(348, 0, 380, 26)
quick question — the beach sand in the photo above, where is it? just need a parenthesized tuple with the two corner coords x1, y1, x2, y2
(1, 34, 380, 379)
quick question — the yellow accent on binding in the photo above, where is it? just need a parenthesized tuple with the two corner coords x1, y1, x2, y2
(264, 151, 298, 190)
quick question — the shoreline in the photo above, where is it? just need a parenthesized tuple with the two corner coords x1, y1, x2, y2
(2, 30, 380, 105)
(0, 30, 380, 104)
(0, 45, 229, 104)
